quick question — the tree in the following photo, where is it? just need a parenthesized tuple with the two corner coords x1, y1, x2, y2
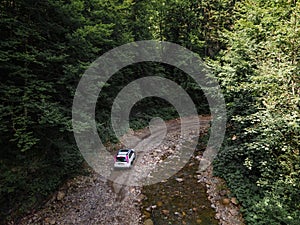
(213, 0, 300, 224)
(0, 0, 133, 222)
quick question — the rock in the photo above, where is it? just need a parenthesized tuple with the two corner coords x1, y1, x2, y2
(219, 189, 227, 196)
(151, 205, 157, 209)
(144, 218, 154, 225)
(222, 198, 230, 205)
(192, 207, 197, 212)
(157, 201, 163, 207)
(175, 178, 184, 182)
(214, 195, 222, 201)
(229, 209, 239, 216)
(44, 218, 56, 225)
(196, 219, 202, 224)
(56, 191, 65, 201)
(137, 194, 146, 202)
(174, 211, 180, 216)
(162, 209, 170, 215)
(231, 197, 238, 205)
(167, 149, 174, 154)
(143, 211, 151, 218)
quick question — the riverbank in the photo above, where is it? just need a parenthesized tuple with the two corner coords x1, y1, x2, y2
(197, 165, 245, 225)
(18, 116, 244, 225)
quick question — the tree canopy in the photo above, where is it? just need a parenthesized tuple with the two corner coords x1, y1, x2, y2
(0, 0, 299, 224)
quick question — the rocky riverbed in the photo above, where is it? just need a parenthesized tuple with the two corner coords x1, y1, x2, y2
(18, 116, 244, 225)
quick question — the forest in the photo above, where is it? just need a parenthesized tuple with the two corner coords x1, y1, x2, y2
(0, 0, 299, 224)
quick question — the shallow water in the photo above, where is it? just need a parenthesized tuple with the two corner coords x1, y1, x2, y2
(141, 147, 218, 225)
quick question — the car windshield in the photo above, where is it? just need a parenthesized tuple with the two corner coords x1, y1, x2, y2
(119, 149, 129, 153)
(116, 156, 127, 162)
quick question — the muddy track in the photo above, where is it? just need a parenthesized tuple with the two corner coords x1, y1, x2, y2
(107, 116, 210, 201)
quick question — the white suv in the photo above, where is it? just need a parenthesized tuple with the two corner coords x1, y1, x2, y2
(114, 149, 136, 169)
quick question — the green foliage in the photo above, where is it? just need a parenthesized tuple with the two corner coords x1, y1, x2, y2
(0, 0, 134, 222)
(153, 0, 235, 56)
(2, 0, 298, 224)
(213, 0, 300, 224)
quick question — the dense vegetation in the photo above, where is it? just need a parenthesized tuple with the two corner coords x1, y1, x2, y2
(1, 0, 299, 224)
(0, 0, 136, 221)
(213, 1, 300, 224)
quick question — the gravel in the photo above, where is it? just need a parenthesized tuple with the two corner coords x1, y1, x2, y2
(19, 116, 244, 225)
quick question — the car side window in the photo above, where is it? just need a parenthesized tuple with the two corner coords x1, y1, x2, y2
(129, 151, 133, 158)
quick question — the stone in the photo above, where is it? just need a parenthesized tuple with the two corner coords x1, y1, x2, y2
(222, 198, 230, 205)
(157, 201, 163, 207)
(56, 191, 65, 201)
(44, 218, 56, 225)
(151, 205, 157, 209)
(229, 209, 239, 216)
(174, 211, 180, 216)
(219, 189, 227, 196)
(162, 209, 170, 215)
(143, 211, 151, 218)
(144, 218, 154, 225)
(175, 178, 184, 182)
(231, 197, 238, 205)
(137, 194, 146, 202)
(195, 155, 202, 160)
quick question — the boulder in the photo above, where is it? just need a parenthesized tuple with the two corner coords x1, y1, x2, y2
(144, 218, 154, 225)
